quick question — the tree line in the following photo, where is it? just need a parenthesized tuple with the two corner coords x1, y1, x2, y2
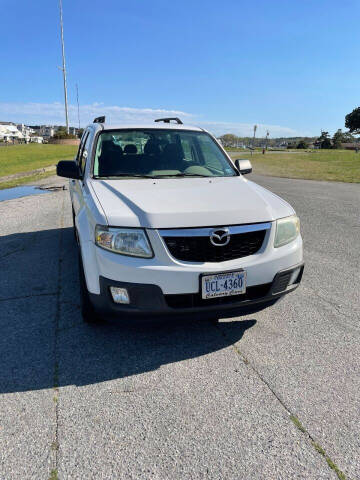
(219, 106, 360, 150)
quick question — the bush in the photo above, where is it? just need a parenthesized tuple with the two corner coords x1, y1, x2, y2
(53, 131, 77, 140)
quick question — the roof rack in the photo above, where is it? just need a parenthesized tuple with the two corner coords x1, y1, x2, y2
(154, 117, 183, 125)
(93, 116, 105, 123)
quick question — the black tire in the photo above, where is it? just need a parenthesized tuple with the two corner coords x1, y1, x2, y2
(78, 253, 103, 324)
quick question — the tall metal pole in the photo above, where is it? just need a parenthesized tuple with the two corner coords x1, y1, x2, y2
(76, 83, 80, 130)
(265, 130, 269, 153)
(59, 0, 69, 134)
(251, 124, 257, 157)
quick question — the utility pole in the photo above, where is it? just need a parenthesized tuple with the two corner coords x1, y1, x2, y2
(76, 83, 80, 130)
(59, 0, 69, 134)
(263, 130, 269, 154)
(251, 125, 257, 157)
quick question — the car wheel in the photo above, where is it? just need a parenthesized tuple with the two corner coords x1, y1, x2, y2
(78, 253, 103, 324)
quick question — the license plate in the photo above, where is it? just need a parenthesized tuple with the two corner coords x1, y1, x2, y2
(201, 270, 246, 300)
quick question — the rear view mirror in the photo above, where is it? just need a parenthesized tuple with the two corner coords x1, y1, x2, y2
(235, 159, 252, 175)
(57, 160, 82, 180)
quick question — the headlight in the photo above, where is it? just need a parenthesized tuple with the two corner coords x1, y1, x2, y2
(95, 225, 153, 258)
(274, 215, 300, 247)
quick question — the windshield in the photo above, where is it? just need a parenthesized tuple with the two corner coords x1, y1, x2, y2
(93, 129, 237, 178)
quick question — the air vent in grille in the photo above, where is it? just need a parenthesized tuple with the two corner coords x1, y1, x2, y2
(163, 229, 266, 263)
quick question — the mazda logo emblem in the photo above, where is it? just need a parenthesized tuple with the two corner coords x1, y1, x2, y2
(210, 228, 230, 246)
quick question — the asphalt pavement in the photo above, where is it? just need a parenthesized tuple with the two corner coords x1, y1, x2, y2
(0, 174, 359, 479)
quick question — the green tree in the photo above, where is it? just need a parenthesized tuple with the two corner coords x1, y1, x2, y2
(343, 131, 355, 142)
(297, 140, 308, 149)
(332, 129, 346, 149)
(345, 107, 360, 134)
(53, 127, 77, 140)
(219, 134, 238, 147)
(317, 131, 332, 149)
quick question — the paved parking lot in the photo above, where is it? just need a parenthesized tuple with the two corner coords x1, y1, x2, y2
(0, 174, 359, 479)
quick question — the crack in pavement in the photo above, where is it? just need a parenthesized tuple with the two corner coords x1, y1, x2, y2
(215, 322, 348, 480)
(0, 232, 39, 261)
(0, 292, 57, 302)
(50, 195, 65, 478)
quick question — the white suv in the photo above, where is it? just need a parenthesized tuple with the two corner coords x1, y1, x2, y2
(57, 117, 303, 322)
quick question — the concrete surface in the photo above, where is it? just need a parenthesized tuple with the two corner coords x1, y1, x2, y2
(0, 174, 359, 479)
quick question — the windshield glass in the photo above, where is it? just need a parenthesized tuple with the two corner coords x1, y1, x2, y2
(93, 129, 237, 178)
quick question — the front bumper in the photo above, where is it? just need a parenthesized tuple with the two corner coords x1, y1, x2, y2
(89, 263, 304, 319)
(82, 226, 303, 296)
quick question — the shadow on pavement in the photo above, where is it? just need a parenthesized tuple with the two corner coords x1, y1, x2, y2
(0, 227, 256, 393)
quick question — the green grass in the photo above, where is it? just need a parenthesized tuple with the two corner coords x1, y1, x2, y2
(0, 170, 56, 190)
(0, 144, 77, 177)
(228, 149, 360, 183)
(1, 144, 358, 187)
(290, 415, 347, 480)
(290, 414, 307, 433)
(49, 469, 58, 480)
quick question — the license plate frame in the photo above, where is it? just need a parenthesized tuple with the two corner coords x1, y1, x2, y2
(200, 269, 246, 300)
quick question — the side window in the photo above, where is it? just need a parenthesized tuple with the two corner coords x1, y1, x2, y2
(78, 131, 90, 173)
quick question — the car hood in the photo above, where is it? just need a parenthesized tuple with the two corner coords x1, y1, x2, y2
(89, 176, 294, 229)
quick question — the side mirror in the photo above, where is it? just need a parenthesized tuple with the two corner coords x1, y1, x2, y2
(235, 159, 252, 175)
(57, 160, 82, 180)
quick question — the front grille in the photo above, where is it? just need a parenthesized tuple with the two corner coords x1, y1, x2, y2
(163, 229, 266, 263)
(165, 283, 271, 309)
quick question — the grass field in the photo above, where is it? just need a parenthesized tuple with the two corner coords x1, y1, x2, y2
(0, 144, 78, 178)
(0, 144, 359, 189)
(228, 149, 360, 183)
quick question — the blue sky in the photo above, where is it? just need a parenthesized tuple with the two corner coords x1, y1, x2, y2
(1, 0, 359, 137)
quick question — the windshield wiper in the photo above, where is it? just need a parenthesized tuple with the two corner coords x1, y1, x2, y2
(94, 172, 213, 179)
(94, 174, 156, 179)
(152, 173, 211, 178)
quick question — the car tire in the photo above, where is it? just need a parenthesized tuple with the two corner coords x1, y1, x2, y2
(78, 252, 103, 324)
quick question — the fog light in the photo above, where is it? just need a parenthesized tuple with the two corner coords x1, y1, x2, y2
(110, 287, 130, 304)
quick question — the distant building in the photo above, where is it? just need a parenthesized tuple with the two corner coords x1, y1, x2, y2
(0, 122, 24, 142)
(17, 124, 35, 141)
(27, 125, 56, 139)
(30, 136, 44, 144)
(40, 125, 55, 138)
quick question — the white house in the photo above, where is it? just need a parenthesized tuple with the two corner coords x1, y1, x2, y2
(29, 136, 44, 144)
(17, 124, 35, 141)
(40, 125, 55, 138)
(0, 122, 24, 142)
